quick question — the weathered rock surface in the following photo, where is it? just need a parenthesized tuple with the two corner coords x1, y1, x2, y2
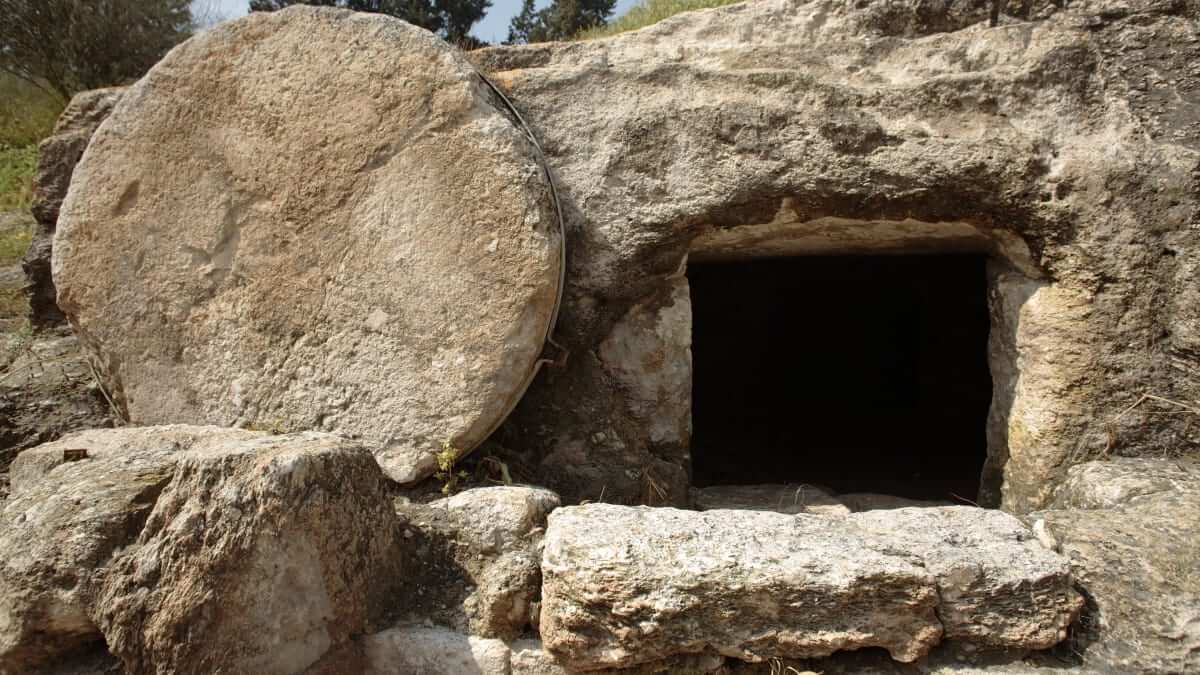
(0, 425, 402, 674)
(22, 87, 123, 329)
(360, 625, 512, 675)
(540, 505, 1079, 670)
(471, 0, 1200, 510)
(850, 508, 1081, 648)
(1049, 455, 1200, 509)
(594, 277, 692, 504)
(510, 639, 726, 674)
(0, 334, 116, 490)
(53, 6, 562, 485)
(836, 493, 954, 512)
(0, 428, 189, 672)
(394, 486, 559, 640)
(690, 483, 849, 515)
(691, 484, 953, 515)
(1031, 458, 1200, 673)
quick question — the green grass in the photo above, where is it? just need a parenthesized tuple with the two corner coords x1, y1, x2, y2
(0, 74, 64, 213)
(0, 75, 64, 148)
(578, 0, 744, 39)
(0, 145, 39, 212)
(0, 223, 32, 265)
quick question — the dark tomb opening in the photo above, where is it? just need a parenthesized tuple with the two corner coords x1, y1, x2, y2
(688, 254, 993, 501)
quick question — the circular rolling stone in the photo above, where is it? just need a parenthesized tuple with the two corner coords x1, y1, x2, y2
(53, 7, 562, 483)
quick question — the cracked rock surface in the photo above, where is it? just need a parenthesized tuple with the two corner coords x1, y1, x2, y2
(394, 486, 559, 640)
(1030, 458, 1200, 673)
(540, 505, 1080, 670)
(0, 425, 402, 675)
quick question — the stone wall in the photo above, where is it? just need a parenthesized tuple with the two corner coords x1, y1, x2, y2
(473, 0, 1200, 512)
(22, 1, 1200, 514)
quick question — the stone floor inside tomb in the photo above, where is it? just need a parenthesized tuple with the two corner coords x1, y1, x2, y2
(689, 254, 993, 502)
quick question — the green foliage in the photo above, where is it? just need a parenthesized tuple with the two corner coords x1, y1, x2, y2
(0, 76, 63, 214)
(435, 441, 469, 494)
(0, 145, 38, 213)
(576, 0, 741, 39)
(507, 0, 615, 43)
(0, 76, 65, 149)
(0, 0, 193, 99)
(250, 0, 490, 47)
(0, 219, 32, 264)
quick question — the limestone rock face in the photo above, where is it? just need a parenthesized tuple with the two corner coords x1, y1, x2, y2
(0, 428, 189, 672)
(22, 87, 123, 329)
(394, 486, 559, 640)
(359, 625, 511, 675)
(850, 508, 1082, 648)
(53, 6, 562, 484)
(29, 88, 126, 228)
(471, 0, 1200, 510)
(597, 277, 692, 480)
(1049, 456, 1200, 509)
(1032, 459, 1200, 673)
(540, 505, 1080, 670)
(0, 334, 117, 486)
(510, 639, 726, 675)
(0, 426, 402, 674)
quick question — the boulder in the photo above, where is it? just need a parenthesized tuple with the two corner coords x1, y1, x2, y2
(1031, 459, 1200, 673)
(394, 486, 559, 640)
(0, 426, 402, 674)
(22, 87, 124, 329)
(53, 6, 562, 485)
(540, 505, 1080, 670)
(0, 428, 186, 672)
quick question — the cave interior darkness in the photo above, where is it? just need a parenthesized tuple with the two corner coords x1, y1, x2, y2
(688, 254, 993, 501)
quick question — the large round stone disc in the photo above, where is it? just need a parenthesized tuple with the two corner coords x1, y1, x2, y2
(53, 7, 562, 483)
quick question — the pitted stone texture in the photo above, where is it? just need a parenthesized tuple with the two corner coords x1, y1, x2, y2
(22, 87, 123, 328)
(360, 625, 511, 675)
(0, 427, 193, 673)
(597, 277, 692, 458)
(850, 508, 1081, 648)
(395, 486, 559, 640)
(471, 0, 1200, 510)
(1031, 459, 1200, 673)
(541, 504, 943, 668)
(30, 88, 126, 228)
(53, 6, 561, 485)
(836, 493, 954, 512)
(540, 505, 1080, 671)
(1049, 456, 1200, 510)
(0, 426, 402, 675)
(510, 639, 726, 674)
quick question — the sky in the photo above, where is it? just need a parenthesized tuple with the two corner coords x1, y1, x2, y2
(192, 0, 639, 44)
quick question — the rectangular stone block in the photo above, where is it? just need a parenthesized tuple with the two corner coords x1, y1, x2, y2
(540, 505, 1081, 671)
